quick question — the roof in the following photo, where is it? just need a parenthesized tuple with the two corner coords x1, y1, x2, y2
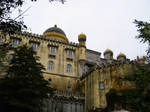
(43, 25, 66, 36)
(43, 25, 69, 42)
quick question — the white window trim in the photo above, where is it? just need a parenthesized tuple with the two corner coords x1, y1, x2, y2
(11, 38, 20, 48)
(67, 50, 73, 59)
(48, 61, 54, 71)
(99, 82, 105, 89)
(49, 46, 56, 56)
(66, 64, 72, 73)
(30, 42, 38, 52)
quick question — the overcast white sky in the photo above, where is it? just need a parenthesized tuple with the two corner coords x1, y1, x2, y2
(16, 0, 150, 60)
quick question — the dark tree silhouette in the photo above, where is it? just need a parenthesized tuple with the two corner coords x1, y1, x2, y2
(0, 45, 54, 112)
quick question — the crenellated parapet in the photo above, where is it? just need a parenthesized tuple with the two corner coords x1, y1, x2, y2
(82, 59, 137, 112)
(8, 31, 79, 47)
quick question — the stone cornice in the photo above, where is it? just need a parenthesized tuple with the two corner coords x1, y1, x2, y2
(43, 71, 80, 79)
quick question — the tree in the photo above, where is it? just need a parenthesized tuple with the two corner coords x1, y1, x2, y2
(0, 45, 54, 112)
(0, 0, 65, 34)
(134, 20, 150, 62)
(0, 43, 10, 74)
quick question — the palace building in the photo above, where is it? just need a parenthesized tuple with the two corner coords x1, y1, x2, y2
(0, 25, 139, 112)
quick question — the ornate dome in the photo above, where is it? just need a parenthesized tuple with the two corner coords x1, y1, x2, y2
(117, 52, 126, 57)
(78, 33, 86, 41)
(43, 25, 69, 43)
(104, 48, 113, 54)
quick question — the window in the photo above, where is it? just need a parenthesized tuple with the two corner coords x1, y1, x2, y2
(30, 42, 38, 52)
(11, 38, 19, 48)
(67, 50, 73, 59)
(48, 61, 54, 70)
(66, 64, 72, 73)
(99, 82, 105, 89)
(49, 47, 56, 56)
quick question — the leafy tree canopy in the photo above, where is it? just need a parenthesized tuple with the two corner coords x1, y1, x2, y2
(134, 20, 150, 61)
(0, 45, 54, 112)
(0, 0, 65, 34)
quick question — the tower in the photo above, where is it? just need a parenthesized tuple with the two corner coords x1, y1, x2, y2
(78, 33, 86, 60)
(104, 49, 113, 60)
(117, 52, 126, 62)
(78, 33, 86, 76)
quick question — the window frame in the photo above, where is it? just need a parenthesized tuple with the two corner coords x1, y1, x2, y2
(48, 61, 54, 71)
(67, 50, 74, 59)
(11, 38, 20, 48)
(66, 64, 72, 73)
(49, 46, 57, 56)
(99, 81, 105, 90)
(30, 42, 39, 52)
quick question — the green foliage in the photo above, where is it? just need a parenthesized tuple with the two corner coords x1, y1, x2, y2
(134, 20, 150, 44)
(134, 20, 150, 62)
(0, 43, 9, 72)
(88, 109, 99, 112)
(0, 45, 54, 112)
(104, 65, 150, 112)
(0, 0, 65, 34)
(0, 0, 37, 34)
(124, 65, 150, 91)
(104, 89, 140, 112)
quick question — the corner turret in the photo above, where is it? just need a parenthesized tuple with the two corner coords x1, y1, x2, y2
(104, 49, 113, 60)
(117, 52, 126, 62)
(78, 33, 86, 60)
(78, 33, 87, 76)
(78, 33, 86, 47)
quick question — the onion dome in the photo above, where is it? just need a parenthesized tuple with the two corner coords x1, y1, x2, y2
(43, 25, 69, 43)
(117, 52, 126, 58)
(104, 48, 113, 55)
(78, 33, 86, 41)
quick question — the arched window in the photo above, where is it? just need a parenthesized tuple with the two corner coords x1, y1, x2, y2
(48, 61, 54, 70)
(66, 64, 72, 73)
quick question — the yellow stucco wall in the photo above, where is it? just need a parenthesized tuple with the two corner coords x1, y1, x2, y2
(4, 33, 85, 93)
(85, 63, 136, 112)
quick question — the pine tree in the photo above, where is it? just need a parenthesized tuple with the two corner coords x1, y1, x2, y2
(0, 45, 53, 112)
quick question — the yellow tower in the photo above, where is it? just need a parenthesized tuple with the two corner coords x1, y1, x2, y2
(78, 33, 86, 60)
(78, 33, 87, 77)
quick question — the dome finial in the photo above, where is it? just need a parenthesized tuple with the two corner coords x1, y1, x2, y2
(54, 24, 57, 27)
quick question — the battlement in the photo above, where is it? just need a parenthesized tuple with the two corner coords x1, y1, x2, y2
(55, 90, 85, 100)
(12, 31, 79, 47)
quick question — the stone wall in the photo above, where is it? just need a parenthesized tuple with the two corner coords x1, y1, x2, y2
(43, 90, 85, 112)
(84, 62, 136, 112)
(44, 99, 84, 112)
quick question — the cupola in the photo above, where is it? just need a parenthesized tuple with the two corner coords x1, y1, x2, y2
(104, 49, 113, 60)
(78, 33, 86, 47)
(43, 25, 69, 43)
(117, 52, 126, 62)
